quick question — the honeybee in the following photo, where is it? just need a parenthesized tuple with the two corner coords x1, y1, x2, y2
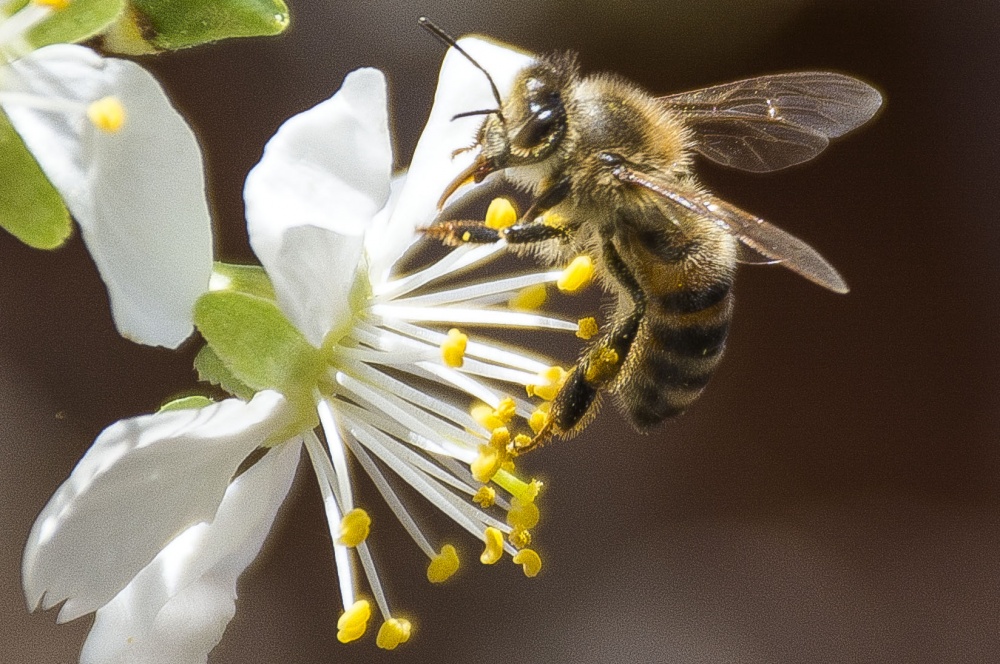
(420, 19, 882, 451)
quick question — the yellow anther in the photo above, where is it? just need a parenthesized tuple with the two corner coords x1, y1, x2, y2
(576, 316, 599, 340)
(489, 426, 511, 451)
(427, 544, 460, 583)
(337, 508, 371, 547)
(336, 599, 371, 643)
(485, 197, 518, 230)
(494, 397, 516, 423)
(512, 548, 543, 577)
(471, 397, 515, 431)
(376, 618, 413, 650)
(509, 283, 548, 310)
(471, 444, 502, 483)
(33, 0, 72, 9)
(526, 366, 567, 400)
(507, 497, 541, 530)
(513, 433, 533, 450)
(528, 402, 552, 434)
(584, 347, 620, 384)
(481, 527, 504, 564)
(87, 96, 126, 133)
(557, 255, 594, 293)
(473, 485, 496, 508)
(501, 459, 516, 472)
(509, 527, 532, 548)
(541, 211, 566, 227)
(441, 328, 468, 368)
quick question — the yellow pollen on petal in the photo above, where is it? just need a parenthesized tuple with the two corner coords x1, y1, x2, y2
(485, 197, 518, 229)
(480, 527, 504, 564)
(471, 444, 502, 483)
(513, 549, 543, 577)
(87, 96, 126, 133)
(507, 497, 541, 530)
(584, 347, 620, 384)
(473, 485, 496, 508)
(529, 402, 552, 434)
(441, 328, 468, 368)
(376, 618, 413, 650)
(427, 544, 460, 583)
(509, 283, 548, 310)
(526, 366, 567, 400)
(509, 527, 532, 548)
(557, 255, 594, 293)
(337, 508, 371, 547)
(33, 0, 72, 9)
(337, 600, 371, 643)
(576, 316, 599, 340)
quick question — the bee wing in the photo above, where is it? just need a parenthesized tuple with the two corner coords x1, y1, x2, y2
(660, 72, 882, 173)
(613, 163, 848, 293)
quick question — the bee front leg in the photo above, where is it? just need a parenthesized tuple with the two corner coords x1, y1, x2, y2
(525, 236, 646, 451)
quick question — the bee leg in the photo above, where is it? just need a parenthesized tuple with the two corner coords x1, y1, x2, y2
(422, 220, 501, 246)
(525, 238, 646, 450)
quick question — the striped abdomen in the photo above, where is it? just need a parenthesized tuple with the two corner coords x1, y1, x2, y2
(614, 219, 737, 429)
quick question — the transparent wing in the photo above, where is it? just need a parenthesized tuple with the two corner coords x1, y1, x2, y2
(661, 72, 882, 172)
(613, 162, 848, 293)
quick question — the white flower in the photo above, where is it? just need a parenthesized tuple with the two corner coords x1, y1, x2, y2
(0, 2, 212, 348)
(24, 39, 589, 661)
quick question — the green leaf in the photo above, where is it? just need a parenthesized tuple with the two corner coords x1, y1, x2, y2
(0, 112, 72, 249)
(211, 262, 276, 301)
(103, 0, 289, 53)
(194, 290, 325, 400)
(194, 345, 256, 401)
(9, 0, 126, 48)
(158, 394, 214, 412)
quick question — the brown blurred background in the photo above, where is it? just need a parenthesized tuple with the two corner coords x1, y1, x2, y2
(5, 0, 1000, 661)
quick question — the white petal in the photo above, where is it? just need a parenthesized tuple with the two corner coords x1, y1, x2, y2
(22, 391, 295, 622)
(2, 45, 213, 348)
(79, 439, 302, 664)
(245, 67, 391, 346)
(367, 38, 534, 281)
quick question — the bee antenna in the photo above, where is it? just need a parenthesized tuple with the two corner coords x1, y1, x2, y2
(418, 16, 506, 121)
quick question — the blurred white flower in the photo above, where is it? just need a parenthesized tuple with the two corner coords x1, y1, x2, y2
(24, 40, 586, 661)
(0, 2, 212, 348)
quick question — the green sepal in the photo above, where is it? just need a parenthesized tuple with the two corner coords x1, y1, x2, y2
(7, 0, 126, 48)
(158, 394, 214, 412)
(211, 262, 276, 301)
(193, 290, 325, 402)
(194, 345, 256, 401)
(0, 112, 72, 249)
(102, 0, 289, 53)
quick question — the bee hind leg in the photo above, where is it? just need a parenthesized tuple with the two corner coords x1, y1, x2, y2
(525, 236, 647, 449)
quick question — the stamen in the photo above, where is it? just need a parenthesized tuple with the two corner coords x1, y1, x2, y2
(512, 549, 542, 577)
(485, 197, 517, 230)
(337, 599, 372, 643)
(528, 402, 551, 434)
(375, 243, 504, 299)
(470, 443, 503, 483)
(427, 544, 460, 583)
(576, 316, 599, 339)
(338, 508, 371, 547)
(480, 527, 504, 564)
(526, 366, 568, 400)
(87, 96, 126, 133)
(508, 527, 531, 548)
(507, 498, 540, 530)
(492, 469, 543, 505)
(440, 328, 468, 367)
(509, 283, 548, 310)
(557, 255, 594, 293)
(376, 618, 413, 650)
(473, 486, 496, 507)
(388, 271, 558, 308)
(372, 303, 578, 331)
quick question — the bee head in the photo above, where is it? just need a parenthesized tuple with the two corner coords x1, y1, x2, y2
(486, 61, 569, 167)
